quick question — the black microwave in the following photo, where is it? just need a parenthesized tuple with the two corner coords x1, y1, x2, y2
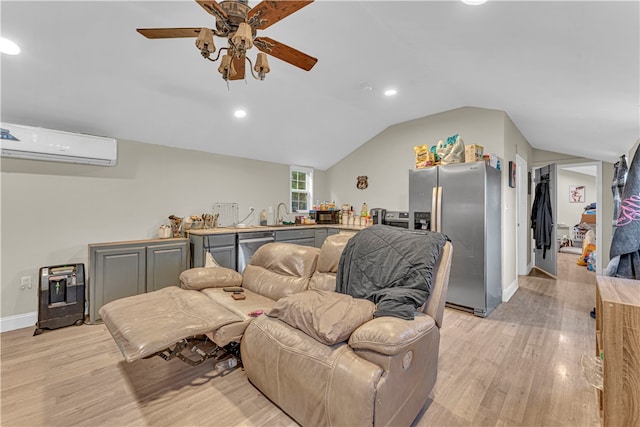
(311, 210, 340, 224)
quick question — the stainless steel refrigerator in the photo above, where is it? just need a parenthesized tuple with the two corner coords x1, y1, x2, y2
(409, 161, 502, 317)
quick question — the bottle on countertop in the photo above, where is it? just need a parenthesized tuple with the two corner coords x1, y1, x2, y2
(361, 202, 369, 217)
(260, 209, 267, 226)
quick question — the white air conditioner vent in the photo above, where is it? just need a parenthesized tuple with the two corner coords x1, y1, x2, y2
(1, 123, 117, 166)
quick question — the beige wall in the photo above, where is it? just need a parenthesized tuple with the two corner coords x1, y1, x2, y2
(503, 114, 534, 282)
(325, 107, 506, 212)
(0, 140, 323, 319)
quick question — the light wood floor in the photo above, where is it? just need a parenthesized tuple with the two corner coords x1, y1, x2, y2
(1, 253, 598, 427)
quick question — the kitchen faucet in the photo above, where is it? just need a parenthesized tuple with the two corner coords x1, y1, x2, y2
(276, 202, 289, 224)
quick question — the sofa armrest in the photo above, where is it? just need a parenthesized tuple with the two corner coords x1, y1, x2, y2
(348, 313, 437, 356)
(179, 267, 242, 290)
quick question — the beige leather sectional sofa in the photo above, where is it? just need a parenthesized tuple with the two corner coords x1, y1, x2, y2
(100, 232, 452, 426)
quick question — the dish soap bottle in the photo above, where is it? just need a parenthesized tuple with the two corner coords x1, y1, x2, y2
(361, 202, 368, 218)
(260, 209, 267, 226)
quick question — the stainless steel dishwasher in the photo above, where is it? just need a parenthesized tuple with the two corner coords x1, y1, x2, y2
(237, 230, 275, 273)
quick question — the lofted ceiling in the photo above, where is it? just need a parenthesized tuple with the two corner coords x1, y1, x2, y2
(1, 0, 638, 171)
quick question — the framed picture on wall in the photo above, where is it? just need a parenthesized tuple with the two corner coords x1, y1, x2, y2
(508, 161, 516, 188)
(570, 185, 585, 203)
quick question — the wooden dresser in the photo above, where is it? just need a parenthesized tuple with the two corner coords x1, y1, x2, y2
(595, 275, 640, 426)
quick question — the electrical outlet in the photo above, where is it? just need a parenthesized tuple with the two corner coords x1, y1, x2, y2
(20, 276, 31, 290)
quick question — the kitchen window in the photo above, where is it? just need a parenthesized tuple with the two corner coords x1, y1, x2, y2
(290, 166, 313, 213)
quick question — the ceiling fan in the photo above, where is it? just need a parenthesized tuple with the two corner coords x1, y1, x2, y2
(137, 0, 317, 83)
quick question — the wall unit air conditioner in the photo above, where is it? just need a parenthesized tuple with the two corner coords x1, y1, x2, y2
(1, 123, 117, 166)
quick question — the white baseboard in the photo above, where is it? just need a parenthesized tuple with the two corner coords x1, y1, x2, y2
(0, 311, 37, 333)
(527, 261, 534, 274)
(502, 279, 519, 302)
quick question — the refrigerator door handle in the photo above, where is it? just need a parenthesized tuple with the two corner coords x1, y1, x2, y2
(436, 186, 443, 232)
(431, 187, 438, 232)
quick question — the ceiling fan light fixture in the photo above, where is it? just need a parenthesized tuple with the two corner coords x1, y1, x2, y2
(137, 0, 317, 87)
(232, 22, 254, 51)
(218, 54, 236, 79)
(384, 89, 398, 97)
(254, 52, 270, 80)
(195, 28, 215, 56)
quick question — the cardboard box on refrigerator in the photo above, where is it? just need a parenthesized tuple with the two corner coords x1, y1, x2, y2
(465, 144, 484, 162)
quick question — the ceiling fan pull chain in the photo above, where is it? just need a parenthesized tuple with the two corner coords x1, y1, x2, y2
(245, 56, 257, 81)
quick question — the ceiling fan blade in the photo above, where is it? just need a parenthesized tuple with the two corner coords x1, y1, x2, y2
(195, 1, 228, 19)
(248, 1, 313, 30)
(255, 37, 317, 71)
(137, 28, 202, 39)
(229, 56, 246, 80)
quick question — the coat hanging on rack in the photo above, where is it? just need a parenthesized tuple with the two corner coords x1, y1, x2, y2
(531, 171, 553, 259)
(611, 154, 629, 232)
(608, 145, 640, 279)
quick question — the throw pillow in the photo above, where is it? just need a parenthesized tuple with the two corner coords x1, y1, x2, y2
(268, 290, 375, 345)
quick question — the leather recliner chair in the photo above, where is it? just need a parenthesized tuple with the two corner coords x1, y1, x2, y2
(241, 238, 453, 427)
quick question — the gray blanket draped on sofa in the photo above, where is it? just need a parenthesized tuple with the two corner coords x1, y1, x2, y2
(336, 225, 448, 320)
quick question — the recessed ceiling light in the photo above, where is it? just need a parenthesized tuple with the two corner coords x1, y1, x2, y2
(234, 109, 247, 118)
(461, 0, 487, 5)
(384, 89, 398, 97)
(0, 37, 20, 55)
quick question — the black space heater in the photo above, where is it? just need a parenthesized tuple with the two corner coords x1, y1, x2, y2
(34, 264, 85, 336)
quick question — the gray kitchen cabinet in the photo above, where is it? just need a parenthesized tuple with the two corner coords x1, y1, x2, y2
(189, 234, 206, 267)
(314, 228, 328, 248)
(146, 242, 188, 292)
(275, 228, 316, 247)
(328, 228, 341, 236)
(89, 238, 188, 322)
(190, 233, 236, 270)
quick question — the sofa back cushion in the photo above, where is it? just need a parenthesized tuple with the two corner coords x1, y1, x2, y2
(242, 243, 320, 301)
(309, 233, 354, 291)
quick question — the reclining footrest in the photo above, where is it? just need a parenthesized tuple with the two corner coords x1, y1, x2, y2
(100, 286, 242, 362)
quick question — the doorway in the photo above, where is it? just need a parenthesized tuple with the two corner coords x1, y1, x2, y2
(555, 162, 601, 276)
